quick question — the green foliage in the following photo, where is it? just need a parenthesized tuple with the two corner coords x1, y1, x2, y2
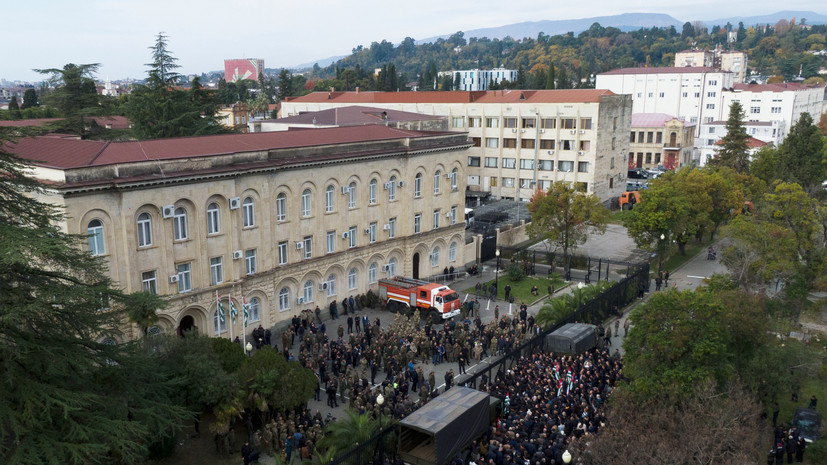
(708, 102, 750, 173)
(121, 290, 167, 337)
(506, 263, 526, 282)
(35, 63, 106, 137)
(527, 181, 609, 257)
(21, 88, 38, 109)
(319, 408, 381, 455)
(211, 337, 246, 373)
(778, 113, 825, 193)
(238, 347, 316, 421)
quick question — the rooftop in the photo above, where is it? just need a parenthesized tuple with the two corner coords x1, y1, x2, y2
(262, 105, 445, 126)
(631, 113, 693, 128)
(731, 82, 824, 92)
(285, 89, 617, 105)
(598, 66, 728, 76)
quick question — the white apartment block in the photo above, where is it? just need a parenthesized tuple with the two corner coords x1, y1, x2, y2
(721, 83, 826, 137)
(675, 49, 749, 83)
(282, 90, 633, 204)
(437, 69, 519, 91)
(697, 120, 782, 166)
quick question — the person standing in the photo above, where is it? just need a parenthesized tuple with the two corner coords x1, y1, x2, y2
(623, 319, 630, 336)
(494, 305, 500, 321)
(475, 282, 482, 298)
(504, 284, 512, 302)
(346, 315, 353, 334)
(796, 436, 806, 462)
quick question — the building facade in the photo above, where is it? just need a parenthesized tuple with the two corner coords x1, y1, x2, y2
(281, 90, 632, 204)
(12, 127, 468, 341)
(696, 120, 782, 166)
(437, 69, 520, 91)
(674, 49, 749, 83)
(628, 113, 695, 171)
(720, 83, 825, 137)
(224, 58, 265, 83)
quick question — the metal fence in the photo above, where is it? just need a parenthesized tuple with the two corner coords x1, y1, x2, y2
(496, 248, 644, 284)
(329, 423, 397, 465)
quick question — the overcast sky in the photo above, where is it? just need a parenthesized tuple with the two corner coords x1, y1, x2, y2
(3, 1, 825, 83)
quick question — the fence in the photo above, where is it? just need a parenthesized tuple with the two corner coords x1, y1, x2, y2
(327, 260, 650, 465)
(497, 248, 643, 284)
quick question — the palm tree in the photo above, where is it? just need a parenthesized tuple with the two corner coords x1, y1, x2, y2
(319, 408, 381, 461)
(536, 295, 576, 329)
(121, 290, 167, 337)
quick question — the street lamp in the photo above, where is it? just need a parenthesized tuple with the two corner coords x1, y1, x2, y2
(562, 449, 572, 463)
(376, 393, 385, 462)
(577, 282, 585, 309)
(659, 233, 666, 272)
(245, 342, 253, 357)
(495, 248, 501, 297)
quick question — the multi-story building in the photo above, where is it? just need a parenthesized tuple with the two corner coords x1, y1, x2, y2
(224, 58, 265, 83)
(674, 49, 749, 83)
(696, 120, 783, 166)
(719, 51, 749, 84)
(628, 114, 695, 170)
(249, 105, 448, 133)
(281, 90, 632, 204)
(437, 69, 519, 91)
(721, 82, 825, 135)
(11, 126, 468, 341)
(216, 101, 252, 132)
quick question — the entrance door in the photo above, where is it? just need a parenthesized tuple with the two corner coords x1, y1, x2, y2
(636, 153, 643, 168)
(412, 253, 420, 279)
(178, 315, 195, 336)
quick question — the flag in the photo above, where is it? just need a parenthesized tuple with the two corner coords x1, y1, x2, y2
(229, 295, 239, 324)
(242, 297, 250, 327)
(216, 291, 225, 324)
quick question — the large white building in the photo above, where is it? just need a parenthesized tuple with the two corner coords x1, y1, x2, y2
(281, 90, 632, 204)
(437, 69, 519, 91)
(674, 49, 749, 83)
(697, 120, 782, 166)
(721, 82, 825, 134)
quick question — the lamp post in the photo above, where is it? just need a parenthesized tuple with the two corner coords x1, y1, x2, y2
(659, 233, 666, 273)
(577, 282, 585, 309)
(495, 248, 501, 298)
(245, 341, 253, 358)
(562, 449, 572, 464)
(376, 392, 385, 463)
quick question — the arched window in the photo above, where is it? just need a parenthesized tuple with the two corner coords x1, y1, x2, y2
(368, 262, 378, 283)
(414, 173, 423, 197)
(207, 202, 220, 234)
(147, 325, 162, 337)
(450, 168, 458, 190)
(369, 179, 377, 204)
(431, 247, 440, 267)
(101, 337, 117, 346)
(276, 193, 287, 221)
(242, 197, 255, 227)
(325, 185, 335, 213)
(137, 213, 152, 247)
(301, 189, 311, 217)
(88, 219, 105, 256)
(348, 182, 357, 208)
(326, 274, 336, 297)
(348, 268, 358, 290)
(173, 207, 188, 240)
(388, 176, 397, 201)
(279, 288, 290, 311)
(213, 308, 226, 335)
(388, 257, 397, 277)
(303, 280, 314, 303)
(434, 170, 441, 194)
(449, 241, 457, 261)
(249, 297, 260, 323)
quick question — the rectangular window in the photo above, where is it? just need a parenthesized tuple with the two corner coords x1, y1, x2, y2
(142, 270, 157, 294)
(630, 131, 636, 143)
(579, 140, 590, 151)
(576, 182, 588, 192)
(539, 180, 551, 190)
(656, 132, 663, 143)
(659, 92, 665, 98)
(682, 92, 688, 97)
(243, 199, 255, 227)
(433, 210, 440, 229)
(468, 117, 481, 127)
(540, 118, 556, 129)
(502, 158, 516, 169)
(577, 161, 589, 173)
(520, 139, 535, 149)
(646, 153, 652, 164)
(707, 91, 716, 97)
(347, 186, 356, 209)
(303, 236, 312, 259)
(137, 216, 152, 247)
(471, 137, 481, 147)
(771, 107, 781, 113)
(452, 116, 464, 128)
(580, 118, 592, 130)
(520, 178, 532, 189)
(177, 263, 191, 293)
(210, 257, 223, 286)
(708, 80, 717, 86)
(278, 241, 288, 265)
(503, 117, 517, 128)
(348, 226, 357, 248)
(450, 206, 457, 225)
(369, 181, 377, 204)
(327, 231, 335, 254)
(490, 176, 498, 187)
(751, 107, 760, 114)
(369, 222, 377, 243)
(414, 214, 421, 234)
(655, 153, 661, 164)
(647, 132, 654, 143)
(538, 160, 553, 171)
(561, 140, 574, 150)
(502, 138, 517, 148)
(467, 156, 481, 167)
(558, 161, 574, 172)
(276, 196, 286, 221)
(173, 209, 187, 240)
(486, 117, 499, 128)
(388, 217, 396, 238)
(521, 118, 536, 129)
(519, 159, 535, 170)
(561, 118, 576, 129)
(540, 139, 554, 150)
(207, 206, 220, 234)
(325, 188, 334, 213)
(706, 103, 715, 109)
(245, 249, 257, 275)
(484, 157, 498, 168)
(503, 177, 515, 187)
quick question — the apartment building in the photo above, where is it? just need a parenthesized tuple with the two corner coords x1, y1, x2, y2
(437, 69, 519, 91)
(675, 49, 749, 83)
(282, 90, 632, 204)
(696, 119, 783, 166)
(10, 126, 468, 341)
(628, 113, 695, 170)
(721, 82, 825, 135)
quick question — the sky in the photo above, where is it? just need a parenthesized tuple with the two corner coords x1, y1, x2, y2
(3, 0, 826, 83)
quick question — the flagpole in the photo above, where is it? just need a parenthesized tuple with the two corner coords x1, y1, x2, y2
(228, 290, 234, 343)
(241, 295, 246, 353)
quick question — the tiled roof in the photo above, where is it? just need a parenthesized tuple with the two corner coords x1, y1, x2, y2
(707, 120, 774, 127)
(598, 66, 725, 75)
(715, 136, 767, 148)
(7, 125, 446, 170)
(631, 113, 692, 128)
(731, 82, 823, 92)
(263, 105, 445, 125)
(286, 89, 616, 104)
(0, 116, 130, 129)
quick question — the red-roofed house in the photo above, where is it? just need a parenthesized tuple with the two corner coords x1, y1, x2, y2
(9, 126, 470, 341)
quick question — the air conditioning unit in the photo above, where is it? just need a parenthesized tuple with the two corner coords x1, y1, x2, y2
(577, 151, 585, 156)
(341, 231, 350, 239)
(570, 130, 577, 134)
(397, 181, 405, 187)
(579, 130, 586, 134)
(169, 275, 179, 283)
(540, 129, 545, 133)
(295, 242, 304, 250)
(382, 224, 391, 230)
(520, 129, 526, 133)
(319, 282, 328, 291)
(364, 228, 371, 235)
(383, 182, 391, 190)
(232, 250, 243, 260)
(382, 264, 391, 272)
(297, 297, 305, 304)
(162, 205, 175, 219)
(341, 186, 349, 194)
(548, 150, 554, 155)
(229, 197, 241, 210)
(444, 173, 452, 178)
(446, 212, 452, 217)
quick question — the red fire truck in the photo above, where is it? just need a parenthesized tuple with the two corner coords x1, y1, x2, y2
(378, 276, 461, 320)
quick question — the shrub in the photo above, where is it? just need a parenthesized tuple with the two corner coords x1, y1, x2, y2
(507, 263, 526, 282)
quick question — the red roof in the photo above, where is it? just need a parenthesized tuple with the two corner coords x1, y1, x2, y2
(265, 105, 444, 125)
(631, 113, 693, 128)
(715, 136, 767, 148)
(598, 66, 726, 75)
(286, 89, 616, 104)
(7, 125, 445, 170)
(731, 82, 824, 92)
(0, 116, 130, 129)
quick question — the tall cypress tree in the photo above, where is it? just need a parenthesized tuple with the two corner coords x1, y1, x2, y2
(546, 63, 555, 89)
(711, 102, 750, 173)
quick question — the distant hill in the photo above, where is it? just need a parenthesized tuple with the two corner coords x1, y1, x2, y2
(704, 10, 827, 28)
(290, 55, 348, 71)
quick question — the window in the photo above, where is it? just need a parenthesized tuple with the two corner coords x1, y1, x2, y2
(348, 226, 357, 248)
(750, 107, 760, 114)
(245, 249, 257, 275)
(452, 116, 464, 128)
(655, 153, 661, 164)
(242, 197, 255, 227)
(485, 137, 499, 148)
(646, 132, 653, 143)
(707, 91, 716, 97)
(520, 178, 532, 189)
(369, 222, 377, 243)
(207, 202, 220, 234)
(327, 231, 335, 254)
(539, 179, 551, 190)
(656, 132, 663, 144)
(279, 288, 290, 311)
(173, 208, 188, 240)
(659, 92, 665, 98)
(694, 92, 700, 98)
(706, 103, 715, 109)
(540, 118, 556, 129)
(248, 297, 260, 323)
(431, 247, 440, 267)
(450, 206, 457, 225)
(369, 179, 377, 204)
(630, 131, 635, 143)
(561, 118, 576, 129)
(303, 280, 314, 303)
(141, 270, 157, 294)
(276, 193, 287, 221)
(503, 158, 516, 169)
(708, 80, 717, 86)
(434, 170, 441, 194)
(519, 159, 535, 170)
(468, 117, 481, 127)
(449, 242, 457, 261)
(433, 209, 440, 229)
(326, 274, 336, 297)
(388, 258, 397, 277)
(388, 217, 396, 238)
(414, 214, 421, 234)
(210, 257, 223, 285)
(645, 153, 652, 164)
(647, 92, 653, 98)
(521, 118, 536, 129)
(278, 241, 288, 265)
(503, 138, 517, 149)
(137, 213, 152, 247)
(578, 161, 589, 173)
(303, 236, 312, 259)
(579, 140, 591, 151)
(576, 182, 588, 192)
(368, 262, 378, 283)
(682, 92, 688, 97)
(325, 185, 335, 213)
(485, 117, 499, 128)
(177, 263, 191, 293)
(503, 117, 517, 128)
(540, 139, 554, 150)
(348, 268, 357, 290)
(213, 308, 226, 335)
(414, 173, 422, 197)
(471, 137, 481, 147)
(388, 176, 397, 201)
(467, 156, 481, 167)
(771, 107, 781, 114)
(538, 160, 553, 171)
(520, 139, 535, 149)
(484, 157, 498, 168)
(503, 177, 515, 187)
(450, 168, 458, 190)
(558, 161, 574, 172)
(490, 176, 497, 187)
(301, 189, 311, 217)
(348, 182, 356, 208)
(580, 118, 592, 130)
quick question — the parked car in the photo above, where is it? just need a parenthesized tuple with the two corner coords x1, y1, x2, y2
(791, 407, 822, 442)
(627, 168, 649, 179)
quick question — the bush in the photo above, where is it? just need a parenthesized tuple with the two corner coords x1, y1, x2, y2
(364, 290, 381, 308)
(507, 263, 526, 282)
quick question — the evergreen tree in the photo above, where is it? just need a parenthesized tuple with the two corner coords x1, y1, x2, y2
(515, 65, 527, 89)
(710, 102, 750, 173)
(556, 67, 570, 89)
(21, 89, 37, 109)
(8, 96, 19, 111)
(35, 63, 102, 137)
(546, 63, 555, 89)
(777, 113, 825, 191)
(277, 69, 292, 101)
(454, 72, 461, 91)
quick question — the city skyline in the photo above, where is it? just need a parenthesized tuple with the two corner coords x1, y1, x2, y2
(3, 0, 826, 83)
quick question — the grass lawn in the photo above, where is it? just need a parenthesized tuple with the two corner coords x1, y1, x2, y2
(653, 239, 711, 276)
(609, 209, 633, 225)
(770, 370, 827, 463)
(464, 274, 566, 305)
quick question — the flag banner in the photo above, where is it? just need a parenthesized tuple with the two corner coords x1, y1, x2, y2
(242, 297, 250, 327)
(216, 291, 225, 324)
(229, 295, 239, 323)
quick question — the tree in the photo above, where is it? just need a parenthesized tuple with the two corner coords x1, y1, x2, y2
(277, 69, 292, 101)
(777, 113, 825, 192)
(319, 408, 382, 457)
(8, 96, 19, 111)
(21, 89, 38, 109)
(35, 63, 102, 137)
(623, 177, 691, 269)
(237, 347, 316, 424)
(546, 63, 555, 89)
(0, 128, 188, 464)
(526, 182, 609, 258)
(145, 32, 180, 88)
(122, 290, 167, 337)
(709, 102, 750, 173)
